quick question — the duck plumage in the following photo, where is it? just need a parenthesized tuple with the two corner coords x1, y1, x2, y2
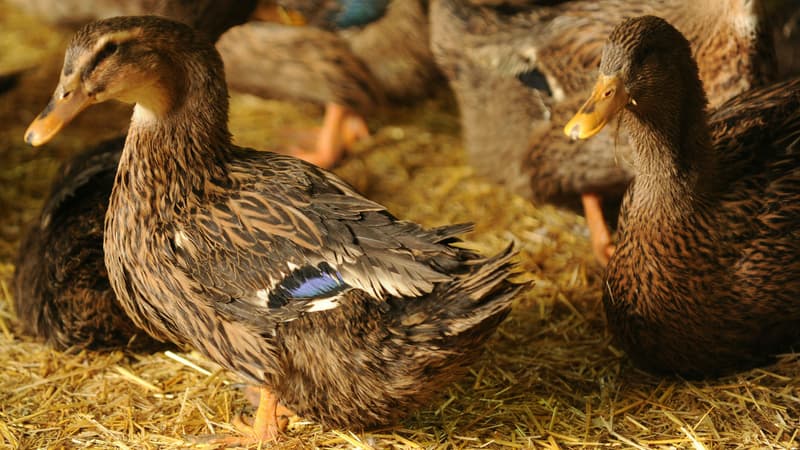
(13, 137, 162, 350)
(25, 15, 526, 437)
(566, 15, 800, 377)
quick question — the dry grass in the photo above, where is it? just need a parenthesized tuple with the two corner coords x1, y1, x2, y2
(1, 2, 799, 448)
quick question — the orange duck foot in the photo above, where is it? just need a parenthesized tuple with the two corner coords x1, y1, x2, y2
(242, 385, 296, 417)
(287, 103, 369, 169)
(193, 387, 290, 446)
(340, 112, 370, 150)
(581, 192, 616, 266)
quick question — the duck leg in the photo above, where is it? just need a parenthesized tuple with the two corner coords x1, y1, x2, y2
(340, 109, 371, 150)
(288, 102, 370, 169)
(201, 386, 289, 446)
(582, 193, 616, 266)
(242, 384, 296, 417)
(235, 387, 287, 441)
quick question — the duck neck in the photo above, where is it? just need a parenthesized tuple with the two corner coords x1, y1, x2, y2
(623, 89, 716, 219)
(121, 47, 232, 196)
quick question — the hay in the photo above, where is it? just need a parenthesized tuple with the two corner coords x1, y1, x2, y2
(1, 2, 798, 448)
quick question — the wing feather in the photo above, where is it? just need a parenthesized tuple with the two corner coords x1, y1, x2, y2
(172, 151, 471, 326)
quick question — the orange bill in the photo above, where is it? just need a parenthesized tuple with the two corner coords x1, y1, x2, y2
(564, 74, 628, 140)
(25, 88, 92, 147)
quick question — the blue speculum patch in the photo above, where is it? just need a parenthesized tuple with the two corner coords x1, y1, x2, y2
(333, 0, 390, 28)
(269, 262, 350, 308)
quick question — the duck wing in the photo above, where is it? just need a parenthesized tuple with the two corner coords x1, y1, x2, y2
(171, 151, 474, 328)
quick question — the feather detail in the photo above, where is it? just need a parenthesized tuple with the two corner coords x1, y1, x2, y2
(331, 0, 390, 28)
(269, 262, 350, 309)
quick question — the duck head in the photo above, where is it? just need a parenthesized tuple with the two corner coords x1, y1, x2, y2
(25, 16, 223, 146)
(564, 15, 707, 141)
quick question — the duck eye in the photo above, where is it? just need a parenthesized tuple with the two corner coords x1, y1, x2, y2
(603, 89, 614, 98)
(96, 41, 118, 62)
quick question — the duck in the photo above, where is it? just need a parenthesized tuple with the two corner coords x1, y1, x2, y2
(218, 0, 441, 168)
(429, 0, 777, 264)
(564, 15, 800, 377)
(23, 15, 527, 442)
(13, 137, 163, 350)
(9, 0, 259, 352)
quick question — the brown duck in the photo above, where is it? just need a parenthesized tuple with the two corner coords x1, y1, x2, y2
(429, 0, 777, 264)
(219, 0, 440, 168)
(14, 137, 162, 350)
(24, 15, 527, 443)
(216, 17, 384, 168)
(10, 0, 257, 351)
(565, 15, 800, 377)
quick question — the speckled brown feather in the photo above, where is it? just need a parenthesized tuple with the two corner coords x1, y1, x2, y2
(597, 16, 800, 378)
(48, 16, 527, 429)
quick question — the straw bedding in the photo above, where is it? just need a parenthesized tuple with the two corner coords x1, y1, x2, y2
(0, 2, 797, 448)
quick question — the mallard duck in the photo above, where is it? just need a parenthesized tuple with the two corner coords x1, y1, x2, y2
(14, 137, 163, 350)
(24, 16, 526, 442)
(564, 15, 800, 377)
(7, 0, 257, 40)
(219, 0, 440, 168)
(429, 0, 777, 264)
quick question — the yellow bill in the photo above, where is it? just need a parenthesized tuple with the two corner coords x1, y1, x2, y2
(24, 88, 92, 147)
(564, 74, 629, 140)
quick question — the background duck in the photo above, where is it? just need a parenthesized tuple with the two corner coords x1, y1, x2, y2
(220, 0, 441, 168)
(13, 137, 164, 350)
(24, 15, 527, 443)
(216, 18, 384, 169)
(429, 0, 777, 264)
(565, 15, 800, 377)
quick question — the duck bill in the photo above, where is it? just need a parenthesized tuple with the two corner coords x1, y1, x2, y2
(564, 74, 628, 140)
(24, 88, 92, 147)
